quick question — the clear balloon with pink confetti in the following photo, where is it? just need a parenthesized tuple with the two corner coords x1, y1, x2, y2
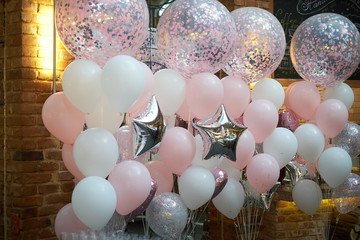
(56, 0, 149, 66)
(155, 0, 236, 77)
(290, 13, 360, 87)
(223, 7, 286, 83)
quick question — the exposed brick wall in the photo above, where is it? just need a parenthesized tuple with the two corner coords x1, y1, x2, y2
(2, 0, 73, 239)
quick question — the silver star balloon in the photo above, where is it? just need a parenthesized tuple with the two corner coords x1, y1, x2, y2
(192, 105, 247, 162)
(133, 96, 166, 157)
(242, 180, 281, 211)
(285, 161, 307, 186)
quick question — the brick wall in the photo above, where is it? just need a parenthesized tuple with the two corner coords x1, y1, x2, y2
(1, 0, 73, 239)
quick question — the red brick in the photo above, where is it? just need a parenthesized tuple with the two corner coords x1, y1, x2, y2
(6, 138, 37, 150)
(20, 207, 38, 219)
(23, 217, 52, 230)
(6, 115, 37, 126)
(58, 171, 74, 181)
(298, 221, 316, 229)
(38, 205, 60, 216)
(9, 103, 43, 114)
(38, 184, 58, 194)
(286, 229, 309, 238)
(45, 192, 71, 204)
(61, 182, 74, 193)
(6, 68, 37, 80)
(9, 185, 37, 197)
(12, 195, 43, 207)
(286, 214, 309, 222)
(37, 138, 59, 149)
(22, 1, 38, 12)
(44, 150, 62, 160)
(276, 222, 297, 231)
(38, 227, 56, 239)
(13, 173, 52, 184)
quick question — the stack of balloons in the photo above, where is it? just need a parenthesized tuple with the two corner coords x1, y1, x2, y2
(44, 0, 360, 239)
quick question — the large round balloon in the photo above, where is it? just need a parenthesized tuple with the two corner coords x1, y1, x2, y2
(333, 122, 360, 158)
(290, 13, 360, 87)
(56, 0, 149, 66)
(332, 173, 360, 214)
(292, 179, 322, 216)
(146, 193, 188, 239)
(155, 0, 236, 77)
(223, 7, 286, 83)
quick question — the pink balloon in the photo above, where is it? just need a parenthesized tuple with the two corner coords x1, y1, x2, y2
(128, 63, 155, 117)
(62, 144, 85, 181)
(145, 161, 174, 194)
(108, 160, 152, 215)
(285, 81, 320, 120)
(42, 92, 85, 144)
(186, 73, 224, 119)
(227, 129, 255, 170)
(54, 203, 88, 239)
(221, 76, 251, 119)
(243, 99, 279, 143)
(315, 99, 348, 138)
(158, 127, 196, 175)
(247, 153, 280, 194)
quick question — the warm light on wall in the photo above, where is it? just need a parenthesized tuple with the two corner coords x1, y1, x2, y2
(37, 13, 54, 70)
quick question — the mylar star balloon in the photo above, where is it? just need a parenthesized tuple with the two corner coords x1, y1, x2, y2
(242, 180, 280, 211)
(192, 105, 247, 161)
(260, 182, 281, 211)
(133, 96, 166, 157)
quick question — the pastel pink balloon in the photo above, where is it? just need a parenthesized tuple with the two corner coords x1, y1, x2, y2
(128, 63, 155, 117)
(186, 73, 224, 119)
(315, 99, 348, 138)
(247, 153, 280, 194)
(227, 129, 255, 170)
(42, 92, 85, 144)
(54, 203, 88, 239)
(221, 76, 251, 119)
(285, 81, 320, 120)
(62, 144, 85, 181)
(158, 127, 196, 175)
(108, 160, 152, 215)
(243, 99, 279, 143)
(145, 161, 174, 194)
(284, 82, 297, 110)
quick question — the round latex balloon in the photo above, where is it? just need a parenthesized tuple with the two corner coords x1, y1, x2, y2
(56, 0, 149, 66)
(146, 193, 188, 239)
(332, 173, 360, 214)
(212, 178, 245, 219)
(145, 161, 174, 194)
(72, 176, 117, 231)
(251, 78, 285, 110)
(318, 147, 352, 188)
(223, 7, 286, 83)
(178, 166, 215, 210)
(290, 13, 360, 87)
(155, 0, 236, 77)
(333, 122, 360, 158)
(323, 83, 354, 110)
(292, 179, 322, 216)
(294, 123, 325, 164)
(73, 128, 119, 178)
(55, 203, 88, 239)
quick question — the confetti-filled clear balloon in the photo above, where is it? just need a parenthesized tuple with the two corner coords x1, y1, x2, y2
(332, 122, 360, 158)
(290, 13, 360, 87)
(223, 7, 286, 83)
(136, 28, 166, 74)
(56, 0, 149, 66)
(146, 193, 188, 239)
(332, 173, 360, 214)
(156, 0, 236, 77)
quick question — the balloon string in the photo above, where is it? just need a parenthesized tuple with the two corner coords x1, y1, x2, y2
(188, 201, 210, 237)
(330, 214, 340, 240)
(247, 204, 251, 240)
(256, 209, 265, 240)
(311, 215, 321, 240)
(252, 207, 259, 240)
(241, 208, 247, 240)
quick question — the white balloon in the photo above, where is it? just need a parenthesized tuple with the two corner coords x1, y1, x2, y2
(73, 128, 119, 178)
(323, 83, 354, 110)
(263, 127, 298, 168)
(72, 176, 116, 230)
(294, 124, 325, 164)
(212, 178, 245, 219)
(251, 78, 285, 110)
(191, 135, 221, 171)
(85, 96, 124, 133)
(318, 147, 352, 188)
(102, 55, 146, 113)
(178, 166, 215, 210)
(154, 69, 186, 116)
(292, 179, 322, 216)
(62, 59, 102, 113)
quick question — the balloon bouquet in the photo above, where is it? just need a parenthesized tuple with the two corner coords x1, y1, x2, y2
(44, 0, 360, 239)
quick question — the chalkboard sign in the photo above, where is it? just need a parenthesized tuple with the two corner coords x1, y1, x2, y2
(274, 0, 360, 79)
